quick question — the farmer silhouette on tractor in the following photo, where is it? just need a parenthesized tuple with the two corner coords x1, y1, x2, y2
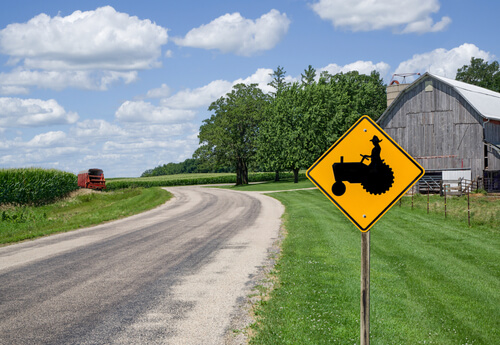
(331, 135, 394, 196)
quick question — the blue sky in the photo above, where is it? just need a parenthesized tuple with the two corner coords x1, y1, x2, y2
(0, 0, 498, 177)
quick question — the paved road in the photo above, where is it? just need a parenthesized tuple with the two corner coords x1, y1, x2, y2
(0, 186, 284, 345)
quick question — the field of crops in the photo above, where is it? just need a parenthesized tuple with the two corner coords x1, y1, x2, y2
(0, 168, 78, 206)
(107, 171, 305, 190)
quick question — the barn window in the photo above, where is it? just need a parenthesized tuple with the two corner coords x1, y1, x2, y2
(425, 80, 433, 92)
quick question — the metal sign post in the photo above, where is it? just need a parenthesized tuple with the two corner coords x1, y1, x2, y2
(360, 230, 370, 345)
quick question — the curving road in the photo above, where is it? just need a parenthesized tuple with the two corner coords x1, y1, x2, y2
(0, 186, 284, 345)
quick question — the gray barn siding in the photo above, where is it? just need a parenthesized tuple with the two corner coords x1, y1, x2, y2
(380, 76, 485, 180)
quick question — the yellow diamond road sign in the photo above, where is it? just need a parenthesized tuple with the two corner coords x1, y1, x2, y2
(307, 115, 425, 232)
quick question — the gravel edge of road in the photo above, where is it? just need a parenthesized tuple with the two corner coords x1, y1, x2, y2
(224, 220, 286, 345)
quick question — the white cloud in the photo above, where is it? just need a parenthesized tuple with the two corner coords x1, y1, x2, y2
(173, 9, 290, 56)
(310, 0, 451, 33)
(160, 80, 232, 109)
(145, 84, 172, 99)
(0, 97, 78, 127)
(0, 85, 29, 95)
(159, 68, 284, 111)
(115, 100, 195, 123)
(0, 6, 167, 70)
(0, 6, 167, 92)
(71, 119, 127, 138)
(401, 15, 451, 34)
(234, 68, 278, 94)
(0, 68, 139, 91)
(319, 60, 391, 77)
(395, 43, 494, 78)
(26, 131, 67, 147)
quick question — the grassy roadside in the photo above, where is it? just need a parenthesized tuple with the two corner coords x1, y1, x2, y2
(107, 172, 306, 190)
(217, 177, 314, 192)
(398, 193, 499, 229)
(0, 187, 172, 245)
(248, 189, 499, 344)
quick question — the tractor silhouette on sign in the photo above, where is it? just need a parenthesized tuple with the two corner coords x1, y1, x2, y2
(331, 135, 394, 196)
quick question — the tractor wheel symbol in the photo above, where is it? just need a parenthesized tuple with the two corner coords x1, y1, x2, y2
(361, 162, 394, 195)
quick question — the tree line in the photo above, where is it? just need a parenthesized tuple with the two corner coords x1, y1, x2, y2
(141, 158, 232, 177)
(193, 66, 386, 184)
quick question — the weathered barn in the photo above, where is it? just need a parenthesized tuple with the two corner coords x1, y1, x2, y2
(378, 72, 500, 192)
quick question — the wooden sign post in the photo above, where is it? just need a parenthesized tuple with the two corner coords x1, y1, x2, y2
(360, 230, 370, 345)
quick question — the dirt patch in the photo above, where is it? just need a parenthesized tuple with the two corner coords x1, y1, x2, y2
(67, 188, 94, 199)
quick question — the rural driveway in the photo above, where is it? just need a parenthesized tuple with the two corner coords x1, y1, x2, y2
(0, 186, 284, 345)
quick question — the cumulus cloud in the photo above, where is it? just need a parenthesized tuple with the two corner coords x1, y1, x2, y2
(0, 6, 167, 70)
(158, 68, 283, 110)
(310, 0, 451, 33)
(234, 68, 278, 94)
(0, 68, 138, 91)
(173, 9, 290, 56)
(145, 84, 172, 99)
(71, 119, 127, 138)
(0, 97, 78, 127)
(395, 43, 494, 78)
(0, 6, 168, 92)
(319, 60, 391, 77)
(26, 131, 67, 147)
(115, 100, 195, 124)
(0, 85, 29, 95)
(160, 80, 232, 109)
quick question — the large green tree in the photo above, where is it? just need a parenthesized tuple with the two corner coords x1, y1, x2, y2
(194, 83, 269, 185)
(258, 82, 307, 183)
(257, 69, 386, 183)
(456, 57, 500, 92)
(261, 66, 291, 181)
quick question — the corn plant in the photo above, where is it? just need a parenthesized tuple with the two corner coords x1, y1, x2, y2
(0, 168, 78, 205)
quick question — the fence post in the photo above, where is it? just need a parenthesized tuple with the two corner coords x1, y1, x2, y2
(427, 188, 430, 214)
(411, 185, 414, 210)
(468, 187, 471, 227)
(444, 184, 447, 218)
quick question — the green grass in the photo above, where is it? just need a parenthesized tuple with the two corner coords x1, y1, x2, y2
(217, 177, 314, 192)
(398, 193, 499, 229)
(107, 172, 306, 190)
(0, 187, 172, 244)
(249, 189, 499, 344)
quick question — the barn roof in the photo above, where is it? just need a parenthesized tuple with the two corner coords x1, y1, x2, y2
(379, 72, 500, 122)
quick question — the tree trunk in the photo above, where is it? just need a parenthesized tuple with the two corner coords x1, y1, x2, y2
(236, 161, 242, 185)
(235, 158, 249, 185)
(241, 159, 249, 185)
(274, 170, 280, 182)
(293, 168, 300, 183)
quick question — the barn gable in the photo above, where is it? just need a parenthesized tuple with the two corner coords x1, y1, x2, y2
(378, 72, 500, 190)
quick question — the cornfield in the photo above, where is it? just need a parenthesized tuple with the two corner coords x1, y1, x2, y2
(0, 168, 78, 206)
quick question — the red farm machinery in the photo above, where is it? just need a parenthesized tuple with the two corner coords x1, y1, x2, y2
(78, 169, 106, 190)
